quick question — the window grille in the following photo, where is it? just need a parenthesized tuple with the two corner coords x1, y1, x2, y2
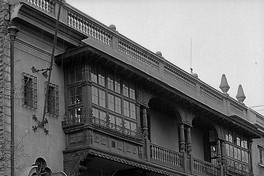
(22, 73, 37, 109)
(45, 82, 59, 117)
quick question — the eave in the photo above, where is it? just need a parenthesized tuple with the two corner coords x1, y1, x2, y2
(55, 45, 263, 139)
(10, 2, 87, 47)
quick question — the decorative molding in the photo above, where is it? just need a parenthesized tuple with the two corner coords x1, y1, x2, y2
(164, 65, 197, 92)
(200, 86, 224, 107)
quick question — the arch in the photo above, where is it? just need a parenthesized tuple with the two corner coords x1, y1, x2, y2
(148, 97, 182, 123)
(192, 117, 219, 138)
(34, 157, 47, 170)
(26, 157, 53, 176)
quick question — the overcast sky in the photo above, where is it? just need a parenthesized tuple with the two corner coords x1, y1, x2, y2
(67, 0, 264, 115)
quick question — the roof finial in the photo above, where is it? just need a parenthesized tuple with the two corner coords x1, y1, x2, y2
(236, 85, 246, 103)
(219, 74, 230, 94)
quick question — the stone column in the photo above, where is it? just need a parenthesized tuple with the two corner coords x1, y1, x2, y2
(179, 124, 186, 152)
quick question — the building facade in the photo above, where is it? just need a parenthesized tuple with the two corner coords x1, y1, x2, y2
(0, 0, 264, 176)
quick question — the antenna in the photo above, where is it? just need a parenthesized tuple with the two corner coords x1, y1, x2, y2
(190, 38, 193, 73)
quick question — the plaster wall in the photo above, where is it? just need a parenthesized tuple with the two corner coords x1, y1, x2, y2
(148, 108, 179, 151)
(13, 27, 66, 173)
(191, 127, 204, 160)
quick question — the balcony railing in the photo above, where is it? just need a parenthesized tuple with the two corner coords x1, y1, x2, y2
(150, 144, 183, 169)
(118, 40, 160, 71)
(25, 0, 55, 15)
(90, 117, 143, 139)
(67, 12, 112, 46)
(193, 158, 220, 176)
(61, 115, 86, 127)
(227, 165, 251, 176)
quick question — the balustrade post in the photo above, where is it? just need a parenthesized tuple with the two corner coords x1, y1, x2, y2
(54, 0, 63, 18)
(159, 62, 164, 76)
(189, 154, 194, 174)
(59, 0, 68, 24)
(112, 36, 119, 51)
(182, 152, 188, 173)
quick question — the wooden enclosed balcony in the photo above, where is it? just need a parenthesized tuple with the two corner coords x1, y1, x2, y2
(61, 114, 225, 176)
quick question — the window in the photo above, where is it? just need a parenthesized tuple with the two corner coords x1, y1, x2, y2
(45, 82, 59, 117)
(259, 146, 264, 166)
(92, 87, 105, 108)
(92, 107, 107, 127)
(22, 73, 37, 109)
(123, 80, 135, 99)
(91, 67, 105, 87)
(109, 114, 122, 130)
(69, 107, 83, 123)
(124, 120, 137, 135)
(65, 65, 84, 125)
(91, 66, 138, 137)
(69, 66, 82, 84)
(69, 87, 82, 105)
(225, 129, 249, 173)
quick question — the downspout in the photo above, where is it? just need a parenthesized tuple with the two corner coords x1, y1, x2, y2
(8, 25, 19, 176)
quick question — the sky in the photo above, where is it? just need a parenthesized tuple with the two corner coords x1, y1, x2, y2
(67, 0, 264, 115)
